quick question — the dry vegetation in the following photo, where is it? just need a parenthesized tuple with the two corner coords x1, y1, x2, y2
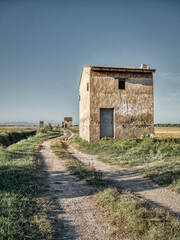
(155, 127, 180, 139)
(0, 126, 37, 131)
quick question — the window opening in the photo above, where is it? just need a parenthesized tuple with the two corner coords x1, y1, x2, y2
(119, 80, 125, 89)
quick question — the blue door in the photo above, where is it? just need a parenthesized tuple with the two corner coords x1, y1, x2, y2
(100, 109, 114, 138)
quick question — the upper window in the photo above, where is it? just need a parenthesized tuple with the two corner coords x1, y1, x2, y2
(119, 79, 125, 89)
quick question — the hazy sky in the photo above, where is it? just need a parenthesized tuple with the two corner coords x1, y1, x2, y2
(0, 0, 180, 124)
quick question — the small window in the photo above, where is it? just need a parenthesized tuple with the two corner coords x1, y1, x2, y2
(119, 80, 125, 89)
(87, 82, 89, 91)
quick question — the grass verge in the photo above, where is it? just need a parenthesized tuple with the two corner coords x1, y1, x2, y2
(51, 139, 180, 240)
(95, 188, 180, 240)
(0, 129, 61, 239)
(50, 140, 107, 186)
(0, 130, 36, 146)
(70, 136, 180, 192)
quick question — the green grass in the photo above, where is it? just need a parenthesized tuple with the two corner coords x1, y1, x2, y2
(51, 138, 180, 240)
(0, 130, 36, 146)
(0, 129, 61, 239)
(95, 188, 180, 240)
(50, 140, 107, 186)
(70, 136, 180, 192)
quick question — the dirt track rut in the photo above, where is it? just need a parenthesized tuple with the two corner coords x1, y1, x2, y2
(67, 144, 180, 218)
(40, 138, 117, 240)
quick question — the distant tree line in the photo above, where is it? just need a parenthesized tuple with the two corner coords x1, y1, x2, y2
(155, 124, 180, 127)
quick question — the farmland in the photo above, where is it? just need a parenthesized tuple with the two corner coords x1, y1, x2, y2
(0, 126, 37, 131)
(155, 127, 180, 139)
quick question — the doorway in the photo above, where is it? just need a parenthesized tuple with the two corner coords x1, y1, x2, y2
(100, 109, 114, 138)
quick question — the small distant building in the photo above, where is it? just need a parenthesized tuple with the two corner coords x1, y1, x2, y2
(64, 117, 72, 128)
(39, 121, 44, 128)
(79, 64, 155, 141)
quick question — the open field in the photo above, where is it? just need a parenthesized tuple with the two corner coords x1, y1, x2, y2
(155, 127, 180, 139)
(0, 126, 37, 131)
(0, 129, 61, 239)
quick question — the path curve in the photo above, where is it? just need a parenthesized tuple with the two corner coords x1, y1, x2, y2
(67, 144, 180, 218)
(40, 138, 117, 240)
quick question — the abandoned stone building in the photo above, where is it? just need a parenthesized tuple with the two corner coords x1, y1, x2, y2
(64, 117, 72, 128)
(39, 121, 44, 128)
(79, 64, 155, 141)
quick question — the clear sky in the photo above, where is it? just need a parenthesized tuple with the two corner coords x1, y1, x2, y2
(0, 0, 180, 124)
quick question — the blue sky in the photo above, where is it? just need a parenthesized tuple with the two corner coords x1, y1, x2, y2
(0, 0, 180, 124)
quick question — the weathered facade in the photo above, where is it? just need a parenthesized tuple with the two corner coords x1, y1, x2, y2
(39, 121, 44, 128)
(64, 117, 72, 128)
(79, 64, 155, 141)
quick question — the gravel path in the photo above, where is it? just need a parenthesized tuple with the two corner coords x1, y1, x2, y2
(40, 138, 117, 240)
(67, 144, 180, 218)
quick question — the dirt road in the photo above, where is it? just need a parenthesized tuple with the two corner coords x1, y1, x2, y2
(40, 138, 117, 240)
(67, 144, 180, 218)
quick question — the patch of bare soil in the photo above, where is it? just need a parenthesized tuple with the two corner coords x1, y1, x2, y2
(67, 144, 180, 218)
(39, 138, 117, 240)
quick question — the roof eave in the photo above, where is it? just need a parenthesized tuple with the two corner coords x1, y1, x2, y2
(91, 66, 156, 73)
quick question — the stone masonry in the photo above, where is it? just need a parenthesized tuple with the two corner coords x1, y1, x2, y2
(64, 117, 72, 128)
